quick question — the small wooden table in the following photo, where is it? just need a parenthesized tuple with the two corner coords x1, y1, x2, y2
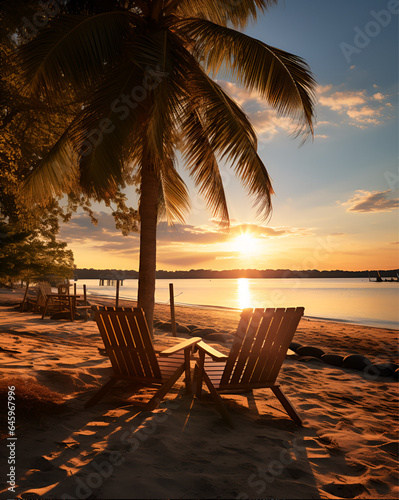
(42, 294, 80, 321)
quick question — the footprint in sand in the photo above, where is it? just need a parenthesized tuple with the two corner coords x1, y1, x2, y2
(379, 441, 399, 458)
(322, 482, 366, 498)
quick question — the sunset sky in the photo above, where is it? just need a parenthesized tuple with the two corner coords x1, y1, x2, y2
(59, 0, 399, 272)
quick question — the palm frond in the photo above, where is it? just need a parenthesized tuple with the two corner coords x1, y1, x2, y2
(131, 28, 185, 160)
(170, 0, 278, 28)
(184, 67, 274, 218)
(71, 59, 146, 198)
(157, 155, 190, 224)
(18, 12, 132, 100)
(179, 103, 230, 225)
(22, 131, 79, 202)
(178, 18, 316, 139)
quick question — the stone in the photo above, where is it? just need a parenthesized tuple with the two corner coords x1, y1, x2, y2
(371, 363, 396, 377)
(176, 325, 191, 334)
(321, 354, 344, 367)
(157, 322, 175, 331)
(342, 354, 372, 371)
(206, 333, 234, 343)
(296, 346, 325, 358)
(190, 327, 218, 338)
(289, 342, 302, 352)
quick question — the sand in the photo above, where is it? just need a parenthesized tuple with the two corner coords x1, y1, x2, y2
(0, 288, 398, 499)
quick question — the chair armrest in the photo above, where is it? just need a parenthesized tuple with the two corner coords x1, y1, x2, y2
(158, 337, 202, 357)
(195, 340, 228, 361)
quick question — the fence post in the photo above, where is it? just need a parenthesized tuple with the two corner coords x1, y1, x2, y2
(116, 280, 120, 308)
(169, 283, 177, 337)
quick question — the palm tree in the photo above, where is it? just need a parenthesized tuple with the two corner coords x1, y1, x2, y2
(16, 0, 316, 332)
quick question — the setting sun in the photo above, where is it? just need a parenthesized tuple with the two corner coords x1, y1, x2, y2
(233, 233, 258, 255)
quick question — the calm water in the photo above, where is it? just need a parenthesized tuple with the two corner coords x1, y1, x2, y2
(76, 278, 399, 330)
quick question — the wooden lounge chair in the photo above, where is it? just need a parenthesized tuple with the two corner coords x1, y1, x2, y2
(85, 306, 201, 410)
(37, 282, 61, 314)
(194, 307, 304, 428)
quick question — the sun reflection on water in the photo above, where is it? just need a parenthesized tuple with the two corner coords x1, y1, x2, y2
(237, 278, 252, 309)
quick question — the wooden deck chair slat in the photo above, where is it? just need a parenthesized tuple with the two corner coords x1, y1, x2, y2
(97, 313, 129, 376)
(129, 308, 162, 379)
(235, 308, 253, 341)
(262, 308, 303, 383)
(106, 313, 137, 377)
(257, 308, 297, 383)
(249, 308, 286, 384)
(240, 309, 276, 385)
(118, 313, 150, 377)
(126, 311, 160, 378)
(107, 313, 137, 376)
(108, 312, 145, 377)
(229, 308, 264, 385)
(220, 308, 260, 385)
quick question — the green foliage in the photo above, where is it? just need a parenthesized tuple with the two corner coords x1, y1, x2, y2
(0, 5, 139, 285)
(0, 216, 75, 286)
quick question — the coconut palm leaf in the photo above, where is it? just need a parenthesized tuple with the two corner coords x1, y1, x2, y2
(22, 130, 78, 201)
(179, 104, 230, 225)
(17, 12, 132, 100)
(178, 18, 316, 138)
(139, 28, 186, 161)
(171, 0, 278, 28)
(157, 154, 190, 224)
(71, 59, 145, 198)
(187, 68, 273, 217)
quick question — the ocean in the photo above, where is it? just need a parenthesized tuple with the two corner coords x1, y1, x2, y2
(75, 277, 399, 330)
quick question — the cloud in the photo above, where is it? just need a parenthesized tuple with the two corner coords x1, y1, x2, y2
(157, 250, 233, 268)
(373, 93, 386, 101)
(341, 190, 399, 213)
(317, 85, 395, 128)
(228, 223, 312, 238)
(319, 89, 366, 110)
(60, 214, 313, 264)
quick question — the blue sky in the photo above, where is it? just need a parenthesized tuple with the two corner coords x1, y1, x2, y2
(60, 0, 399, 271)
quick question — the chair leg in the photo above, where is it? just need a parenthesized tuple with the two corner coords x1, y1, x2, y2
(145, 364, 186, 411)
(85, 378, 118, 408)
(192, 364, 200, 396)
(184, 348, 191, 394)
(41, 297, 50, 319)
(271, 385, 302, 426)
(202, 371, 234, 429)
(195, 351, 205, 398)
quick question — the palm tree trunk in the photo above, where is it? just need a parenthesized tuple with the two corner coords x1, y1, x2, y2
(137, 162, 159, 337)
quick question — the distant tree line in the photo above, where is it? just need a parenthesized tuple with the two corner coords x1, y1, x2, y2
(75, 268, 399, 280)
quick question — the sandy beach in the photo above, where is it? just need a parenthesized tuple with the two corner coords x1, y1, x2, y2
(0, 288, 398, 499)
